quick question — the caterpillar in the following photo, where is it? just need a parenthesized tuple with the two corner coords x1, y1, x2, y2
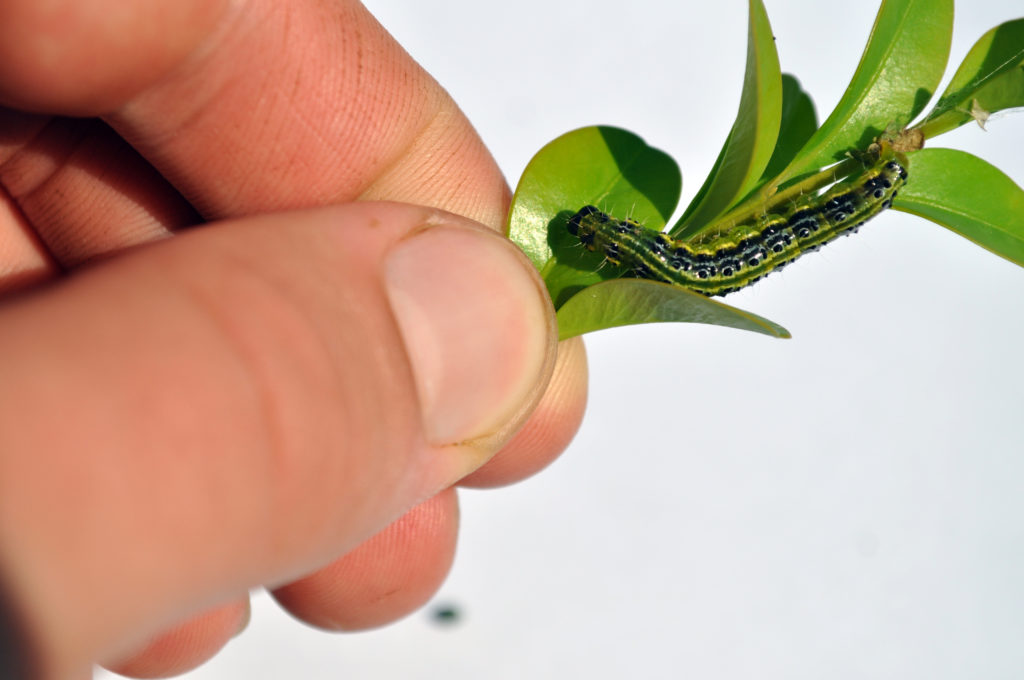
(566, 153, 909, 296)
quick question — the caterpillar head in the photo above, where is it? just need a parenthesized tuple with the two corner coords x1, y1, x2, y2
(566, 205, 605, 247)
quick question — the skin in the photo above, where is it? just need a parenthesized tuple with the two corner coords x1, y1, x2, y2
(0, 1, 588, 678)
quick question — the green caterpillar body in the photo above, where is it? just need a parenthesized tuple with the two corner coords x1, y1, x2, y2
(567, 156, 908, 296)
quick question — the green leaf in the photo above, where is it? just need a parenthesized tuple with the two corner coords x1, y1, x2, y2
(507, 125, 789, 339)
(759, 74, 818, 182)
(894, 148, 1024, 266)
(508, 126, 679, 269)
(674, 0, 782, 238)
(782, 0, 953, 179)
(555, 279, 790, 341)
(507, 126, 680, 308)
(917, 19, 1024, 138)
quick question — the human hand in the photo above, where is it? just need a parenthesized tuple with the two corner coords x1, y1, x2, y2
(0, 1, 588, 678)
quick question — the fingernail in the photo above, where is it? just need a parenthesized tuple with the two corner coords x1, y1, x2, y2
(384, 223, 553, 445)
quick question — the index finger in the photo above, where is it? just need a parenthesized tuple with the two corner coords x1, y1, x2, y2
(0, 0, 511, 227)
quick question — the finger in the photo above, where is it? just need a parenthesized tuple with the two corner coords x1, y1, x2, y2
(0, 110, 57, 291)
(0, 110, 199, 271)
(461, 336, 588, 488)
(269, 341, 589, 635)
(0, 1, 231, 115)
(272, 489, 458, 631)
(0, 202, 555, 678)
(0, 0, 510, 227)
(100, 599, 249, 679)
(0, 182, 54, 293)
(1, 0, 507, 256)
(109, 0, 511, 227)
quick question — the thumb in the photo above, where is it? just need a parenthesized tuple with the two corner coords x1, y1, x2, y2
(0, 201, 556, 677)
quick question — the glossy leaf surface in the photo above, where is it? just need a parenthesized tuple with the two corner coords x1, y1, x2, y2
(674, 0, 781, 238)
(555, 279, 790, 340)
(917, 18, 1024, 138)
(782, 0, 953, 179)
(895, 148, 1024, 266)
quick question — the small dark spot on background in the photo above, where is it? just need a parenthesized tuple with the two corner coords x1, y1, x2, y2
(429, 602, 463, 627)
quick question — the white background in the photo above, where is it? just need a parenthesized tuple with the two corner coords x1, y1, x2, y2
(98, 1, 1024, 678)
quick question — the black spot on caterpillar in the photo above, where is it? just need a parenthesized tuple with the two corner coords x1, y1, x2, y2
(566, 153, 908, 296)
